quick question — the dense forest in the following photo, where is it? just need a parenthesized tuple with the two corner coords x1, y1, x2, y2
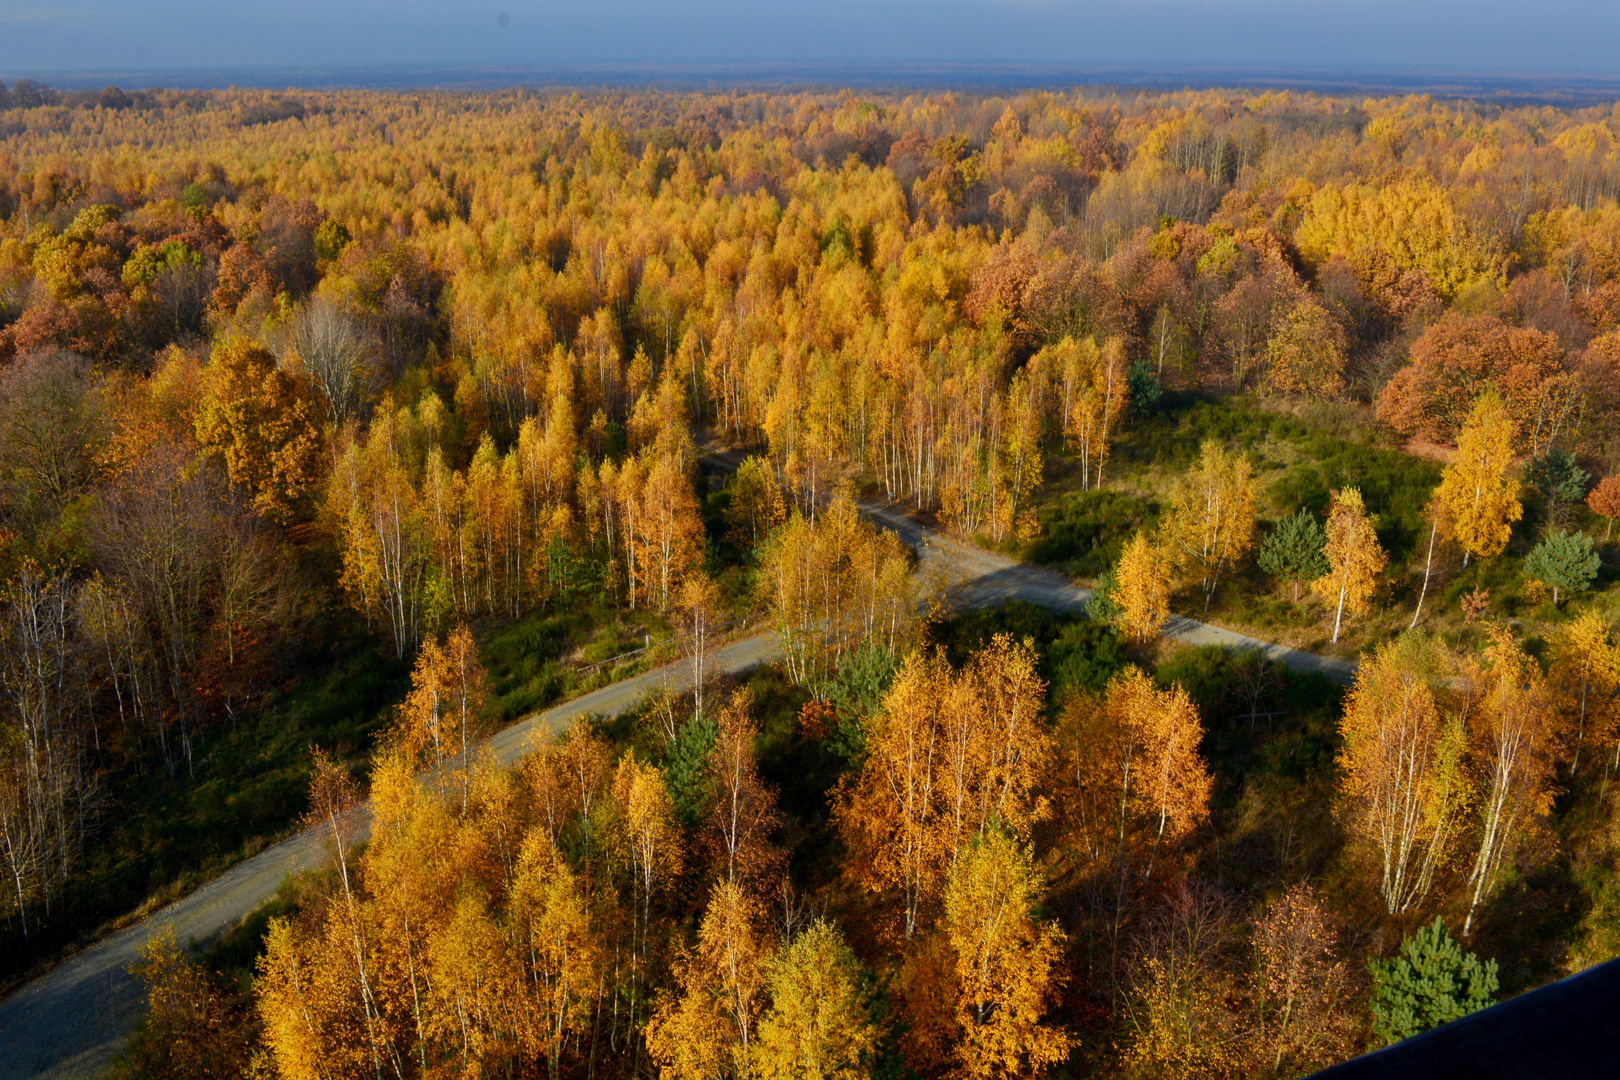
(1, 79, 1619, 1078)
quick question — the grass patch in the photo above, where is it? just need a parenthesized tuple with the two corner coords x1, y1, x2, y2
(1114, 395, 1441, 561)
(1016, 394, 1613, 656)
(1023, 489, 1159, 579)
(478, 602, 675, 726)
(1270, 431, 1440, 561)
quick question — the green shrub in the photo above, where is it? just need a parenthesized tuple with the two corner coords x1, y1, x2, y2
(1025, 489, 1158, 577)
(1134, 398, 1307, 467)
(1272, 434, 1439, 560)
(1044, 620, 1127, 695)
(927, 601, 1125, 697)
(817, 639, 900, 760)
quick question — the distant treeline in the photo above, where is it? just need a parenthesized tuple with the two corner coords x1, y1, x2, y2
(0, 79, 315, 124)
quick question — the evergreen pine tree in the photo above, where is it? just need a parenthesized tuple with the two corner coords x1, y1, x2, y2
(1525, 447, 1589, 506)
(1526, 447, 1589, 530)
(1258, 508, 1330, 602)
(1126, 359, 1162, 418)
(1085, 565, 1122, 624)
(1523, 530, 1601, 606)
(1368, 918, 1498, 1047)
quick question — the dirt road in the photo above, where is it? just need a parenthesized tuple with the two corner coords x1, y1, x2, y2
(0, 506, 1352, 1078)
(865, 503, 1357, 682)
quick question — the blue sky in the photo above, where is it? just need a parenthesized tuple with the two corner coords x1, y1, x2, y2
(2, 1, 1617, 82)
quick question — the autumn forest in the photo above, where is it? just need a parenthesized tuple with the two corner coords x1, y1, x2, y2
(2, 79, 1620, 1079)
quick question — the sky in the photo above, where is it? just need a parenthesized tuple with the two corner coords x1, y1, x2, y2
(2, 1, 1618, 85)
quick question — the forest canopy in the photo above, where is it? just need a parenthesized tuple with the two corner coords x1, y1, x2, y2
(2, 81, 1620, 1080)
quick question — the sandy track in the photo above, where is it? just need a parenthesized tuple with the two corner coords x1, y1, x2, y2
(0, 507, 1353, 1077)
(865, 503, 1357, 683)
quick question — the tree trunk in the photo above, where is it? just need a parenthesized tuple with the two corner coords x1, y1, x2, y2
(1572, 683, 1588, 777)
(1411, 519, 1438, 630)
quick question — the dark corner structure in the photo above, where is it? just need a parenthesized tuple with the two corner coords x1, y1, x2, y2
(1308, 957, 1620, 1079)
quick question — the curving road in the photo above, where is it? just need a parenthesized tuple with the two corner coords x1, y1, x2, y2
(864, 502, 1356, 682)
(0, 504, 1354, 1078)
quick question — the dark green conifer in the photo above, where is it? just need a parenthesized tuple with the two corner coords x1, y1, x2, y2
(1257, 507, 1329, 602)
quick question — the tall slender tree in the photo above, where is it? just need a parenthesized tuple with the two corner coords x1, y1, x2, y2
(1313, 487, 1387, 644)
(1165, 439, 1257, 611)
(1463, 628, 1557, 937)
(1115, 531, 1172, 642)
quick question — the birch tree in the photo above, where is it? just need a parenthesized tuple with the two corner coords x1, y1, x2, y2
(1463, 628, 1557, 937)
(1165, 439, 1257, 611)
(1436, 391, 1521, 567)
(1312, 487, 1386, 644)
(1337, 635, 1469, 915)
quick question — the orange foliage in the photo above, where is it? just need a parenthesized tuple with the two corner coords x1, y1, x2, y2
(1378, 314, 1565, 444)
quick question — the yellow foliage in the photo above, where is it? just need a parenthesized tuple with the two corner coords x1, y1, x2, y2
(1463, 627, 1558, 936)
(1336, 635, 1468, 914)
(1436, 391, 1521, 563)
(1165, 439, 1258, 610)
(1040, 334, 1128, 490)
(755, 921, 877, 1080)
(1312, 487, 1387, 643)
(1114, 530, 1172, 643)
(128, 927, 252, 1080)
(1297, 174, 1503, 299)
(647, 880, 771, 1080)
(942, 830, 1068, 1080)
(194, 336, 322, 522)
(509, 832, 603, 1070)
(1121, 954, 1243, 1080)
(1547, 610, 1620, 775)
(725, 455, 787, 548)
(1263, 298, 1346, 400)
(836, 636, 1048, 939)
(1051, 667, 1212, 875)
(757, 489, 914, 687)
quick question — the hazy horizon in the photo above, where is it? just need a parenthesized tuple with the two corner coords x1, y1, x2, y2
(3, 1, 1618, 88)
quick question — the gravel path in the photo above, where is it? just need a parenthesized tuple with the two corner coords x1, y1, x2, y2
(865, 503, 1357, 682)
(0, 506, 1353, 1077)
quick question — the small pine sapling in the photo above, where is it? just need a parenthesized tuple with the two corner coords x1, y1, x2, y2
(1258, 507, 1330, 603)
(1523, 530, 1600, 606)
